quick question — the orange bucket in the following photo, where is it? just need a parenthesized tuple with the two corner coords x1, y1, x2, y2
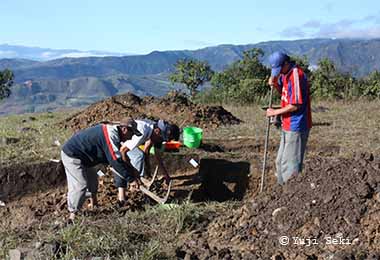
(164, 141, 181, 150)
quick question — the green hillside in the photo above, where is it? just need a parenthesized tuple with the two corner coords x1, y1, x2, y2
(1, 38, 380, 115)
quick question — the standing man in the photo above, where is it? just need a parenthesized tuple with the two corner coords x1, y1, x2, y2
(61, 118, 142, 221)
(267, 51, 312, 184)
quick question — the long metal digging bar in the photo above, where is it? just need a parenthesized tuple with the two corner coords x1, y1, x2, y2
(110, 167, 172, 204)
(140, 165, 159, 190)
(260, 86, 274, 193)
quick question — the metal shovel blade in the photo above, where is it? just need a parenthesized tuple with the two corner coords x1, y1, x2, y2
(140, 166, 158, 190)
(110, 166, 171, 204)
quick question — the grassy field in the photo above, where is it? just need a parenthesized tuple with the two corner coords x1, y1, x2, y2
(0, 111, 74, 167)
(1, 100, 379, 168)
(212, 100, 380, 156)
(0, 100, 379, 259)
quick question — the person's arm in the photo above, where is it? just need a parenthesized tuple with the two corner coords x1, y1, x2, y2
(143, 139, 153, 154)
(266, 104, 299, 117)
(143, 140, 170, 184)
(120, 144, 142, 178)
(120, 145, 130, 163)
(154, 150, 171, 184)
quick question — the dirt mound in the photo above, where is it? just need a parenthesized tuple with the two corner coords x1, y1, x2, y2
(61, 92, 241, 131)
(177, 153, 380, 259)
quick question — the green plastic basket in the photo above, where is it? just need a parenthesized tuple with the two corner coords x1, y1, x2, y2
(183, 127, 203, 148)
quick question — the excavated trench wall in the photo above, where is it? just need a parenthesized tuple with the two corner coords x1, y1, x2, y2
(195, 158, 250, 202)
(0, 153, 201, 202)
(0, 161, 66, 201)
(0, 152, 252, 204)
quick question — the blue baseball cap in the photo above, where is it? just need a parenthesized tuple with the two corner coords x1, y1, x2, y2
(269, 51, 289, 77)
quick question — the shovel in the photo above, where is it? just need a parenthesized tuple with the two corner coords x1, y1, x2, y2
(260, 86, 274, 193)
(110, 167, 172, 204)
(140, 165, 159, 190)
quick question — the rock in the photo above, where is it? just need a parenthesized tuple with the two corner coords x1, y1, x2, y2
(272, 254, 285, 260)
(313, 217, 320, 227)
(9, 248, 35, 260)
(374, 192, 380, 202)
(250, 227, 258, 236)
(0, 137, 20, 145)
(272, 207, 287, 222)
(34, 242, 43, 249)
(9, 249, 22, 260)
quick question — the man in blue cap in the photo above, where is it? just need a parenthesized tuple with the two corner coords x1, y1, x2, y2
(267, 51, 312, 184)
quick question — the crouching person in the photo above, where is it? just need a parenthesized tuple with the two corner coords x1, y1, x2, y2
(118, 119, 179, 195)
(60, 118, 142, 221)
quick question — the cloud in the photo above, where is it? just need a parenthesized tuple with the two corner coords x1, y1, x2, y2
(303, 20, 321, 28)
(279, 27, 307, 38)
(363, 12, 380, 24)
(0, 50, 17, 58)
(316, 26, 380, 39)
(56, 52, 114, 59)
(278, 13, 380, 39)
(41, 51, 58, 58)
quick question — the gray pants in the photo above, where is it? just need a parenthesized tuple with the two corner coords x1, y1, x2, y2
(276, 129, 309, 185)
(61, 151, 99, 213)
(127, 147, 145, 177)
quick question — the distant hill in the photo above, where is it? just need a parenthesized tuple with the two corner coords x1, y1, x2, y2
(1, 38, 380, 115)
(0, 73, 178, 115)
(0, 44, 128, 61)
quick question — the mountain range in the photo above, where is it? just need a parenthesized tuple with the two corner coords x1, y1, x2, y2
(0, 44, 128, 61)
(1, 38, 380, 115)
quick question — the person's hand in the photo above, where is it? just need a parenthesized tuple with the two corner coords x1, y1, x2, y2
(164, 174, 171, 185)
(266, 108, 276, 117)
(268, 76, 278, 87)
(129, 179, 141, 192)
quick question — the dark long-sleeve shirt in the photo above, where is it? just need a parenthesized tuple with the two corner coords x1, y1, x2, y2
(62, 124, 132, 181)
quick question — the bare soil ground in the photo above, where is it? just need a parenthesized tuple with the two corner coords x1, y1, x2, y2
(1, 96, 380, 259)
(177, 153, 380, 259)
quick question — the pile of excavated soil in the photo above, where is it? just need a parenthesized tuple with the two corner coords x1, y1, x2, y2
(177, 153, 380, 259)
(61, 92, 241, 131)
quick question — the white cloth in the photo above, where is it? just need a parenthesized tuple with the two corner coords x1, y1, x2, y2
(122, 119, 154, 151)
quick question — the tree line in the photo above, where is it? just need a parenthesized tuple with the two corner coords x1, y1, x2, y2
(0, 69, 13, 101)
(170, 48, 380, 104)
(1, 49, 380, 104)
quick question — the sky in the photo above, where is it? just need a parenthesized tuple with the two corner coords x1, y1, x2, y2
(1, 0, 379, 54)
